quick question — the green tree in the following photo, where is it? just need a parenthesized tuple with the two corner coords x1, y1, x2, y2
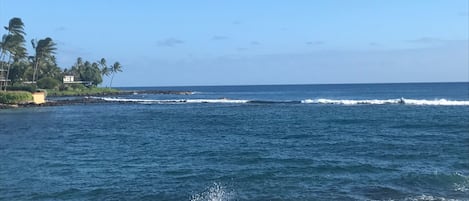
(37, 77, 60, 89)
(69, 58, 103, 86)
(8, 60, 30, 84)
(0, 17, 26, 91)
(98, 58, 110, 87)
(70, 57, 84, 79)
(89, 62, 103, 86)
(109, 61, 122, 88)
(31, 37, 56, 84)
(4, 17, 25, 36)
(38, 56, 62, 81)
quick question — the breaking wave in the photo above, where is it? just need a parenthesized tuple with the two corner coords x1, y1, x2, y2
(99, 97, 469, 106)
(100, 97, 249, 104)
(301, 98, 469, 106)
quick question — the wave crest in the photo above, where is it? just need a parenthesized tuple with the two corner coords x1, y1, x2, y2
(100, 97, 249, 104)
(301, 98, 469, 106)
(99, 97, 469, 106)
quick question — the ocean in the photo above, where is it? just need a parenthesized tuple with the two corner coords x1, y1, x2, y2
(1, 82, 468, 200)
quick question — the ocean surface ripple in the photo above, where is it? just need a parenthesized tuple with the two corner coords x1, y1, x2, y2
(1, 83, 468, 200)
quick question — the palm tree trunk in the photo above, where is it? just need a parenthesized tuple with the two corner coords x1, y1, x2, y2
(32, 58, 40, 84)
(110, 73, 115, 88)
(0, 52, 6, 90)
(4, 54, 12, 91)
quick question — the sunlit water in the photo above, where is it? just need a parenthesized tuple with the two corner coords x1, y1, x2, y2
(1, 83, 468, 200)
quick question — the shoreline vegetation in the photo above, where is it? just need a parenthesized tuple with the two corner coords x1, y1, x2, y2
(1, 17, 142, 107)
(45, 88, 193, 97)
(0, 88, 193, 109)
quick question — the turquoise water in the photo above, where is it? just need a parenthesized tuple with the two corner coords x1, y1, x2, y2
(1, 83, 468, 200)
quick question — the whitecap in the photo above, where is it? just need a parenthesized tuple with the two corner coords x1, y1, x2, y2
(190, 182, 233, 201)
(401, 99, 469, 106)
(300, 98, 469, 106)
(100, 97, 249, 104)
(185, 99, 249, 104)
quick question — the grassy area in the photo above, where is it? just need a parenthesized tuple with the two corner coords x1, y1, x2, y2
(0, 91, 33, 104)
(46, 87, 121, 96)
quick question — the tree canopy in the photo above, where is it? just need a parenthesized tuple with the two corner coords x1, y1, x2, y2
(0, 17, 123, 90)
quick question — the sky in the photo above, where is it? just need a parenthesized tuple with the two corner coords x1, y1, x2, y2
(0, 0, 468, 86)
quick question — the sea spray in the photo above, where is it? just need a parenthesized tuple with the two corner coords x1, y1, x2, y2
(190, 183, 233, 201)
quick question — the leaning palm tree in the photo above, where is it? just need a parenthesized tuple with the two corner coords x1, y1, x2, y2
(31, 37, 56, 83)
(1, 17, 26, 90)
(4, 17, 25, 36)
(98, 58, 110, 87)
(0, 35, 8, 90)
(2, 34, 26, 90)
(109, 62, 122, 88)
(1, 18, 26, 63)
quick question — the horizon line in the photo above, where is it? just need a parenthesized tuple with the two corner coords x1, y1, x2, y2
(113, 81, 469, 88)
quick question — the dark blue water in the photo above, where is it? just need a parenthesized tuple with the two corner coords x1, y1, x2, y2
(1, 82, 468, 200)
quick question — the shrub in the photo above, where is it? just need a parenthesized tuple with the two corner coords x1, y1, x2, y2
(70, 83, 87, 90)
(0, 91, 33, 104)
(7, 84, 37, 92)
(37, 77, 60, 89)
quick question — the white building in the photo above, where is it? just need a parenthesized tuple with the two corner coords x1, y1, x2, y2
(63, 75, 75, 83)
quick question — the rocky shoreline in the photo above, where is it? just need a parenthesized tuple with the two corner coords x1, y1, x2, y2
(0, 90, 193, 109)
(47, 89, 194, 97)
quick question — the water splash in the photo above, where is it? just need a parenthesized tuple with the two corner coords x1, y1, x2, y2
(453, 172, 469, 192)
(190, 183, 233, 201)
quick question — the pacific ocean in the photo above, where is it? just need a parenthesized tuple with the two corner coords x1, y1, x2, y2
(1, 82, 468, 200)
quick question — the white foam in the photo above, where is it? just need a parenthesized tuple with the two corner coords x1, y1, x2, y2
(100, 97, 248, 104)
(301, 98, 469, 106)
(402, 99, 469, 106)
(100, 97, 163, 102)
(100, 97, 469, 106)
(453, 172, 469, 192)
(190, 183, 232, 201)
(185, 99, 249, 104)
(301, 98, 401, 105)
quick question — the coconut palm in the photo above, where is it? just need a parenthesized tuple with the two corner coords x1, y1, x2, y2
(1, 34, 26, 90)
(109, 62, 122, 88)
(4, 17, 25, 36)
(1, 17, 26, 63)
(98, 58, 110, 87)
(31, 37, 56, 83)
(1, 18, 26, 90)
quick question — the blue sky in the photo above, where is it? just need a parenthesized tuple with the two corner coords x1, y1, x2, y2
(1, 0, 468, 86)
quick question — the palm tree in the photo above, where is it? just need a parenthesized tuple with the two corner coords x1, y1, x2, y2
(1, 34, 26, 90)
(98, 58, 110, 87)
(70, 57, 84, 80)
(1, 17, 26, 90)
(1, 17, 26, 63)
(31, 37, 56, 83)
(4, 17, 25, 36)
(109, 62, 122, 88)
